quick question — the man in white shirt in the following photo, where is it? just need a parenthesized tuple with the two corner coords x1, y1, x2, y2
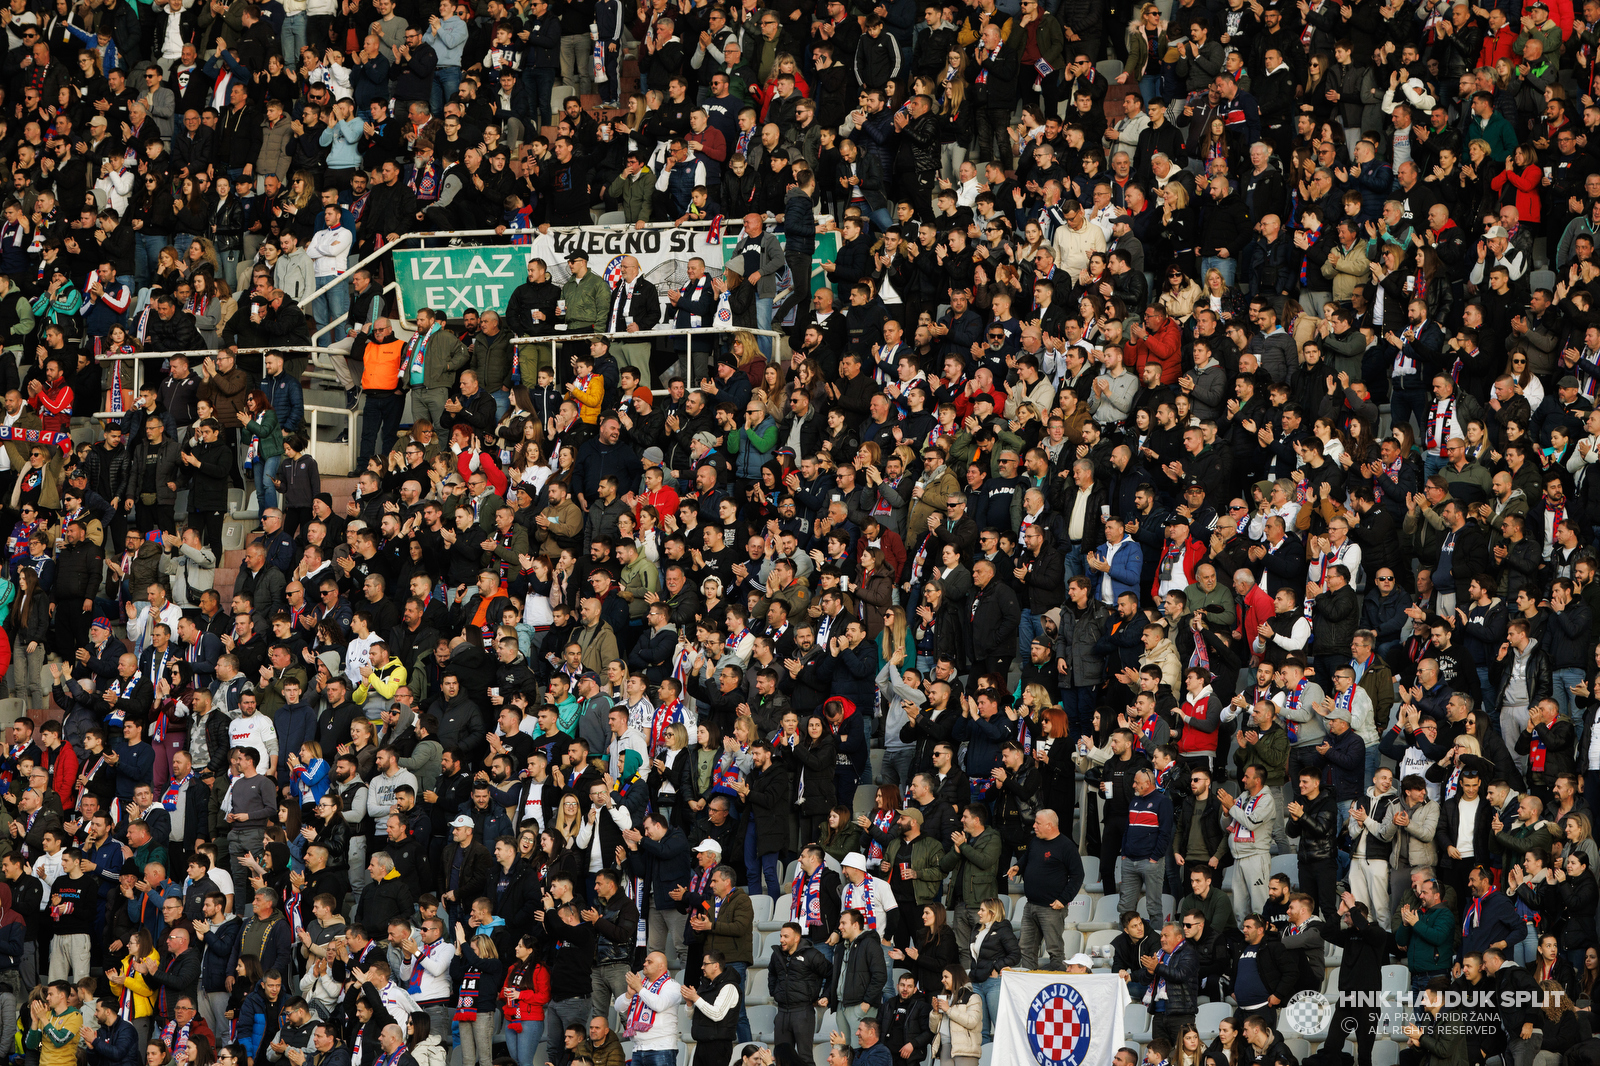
(395, 917, 455, 1042)
(612, 951, 683, 1051)
(127, 581, 183, 659)
(837, 852, 897, 936)
(307, 204, 354, 337)
(227, 691, 278, 778)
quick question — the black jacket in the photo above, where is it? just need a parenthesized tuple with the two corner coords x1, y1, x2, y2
(966, 919, 1021, 981)
(826, 929, 888, 1009)
(769, 937, 832, 1008)
(1285, 788, 1339, 861)
(1147, 938, 1201, 1014)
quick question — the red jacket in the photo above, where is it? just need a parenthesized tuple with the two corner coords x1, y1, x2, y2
(1491, 164, 1543, 223)
(1127, 317, 1184, 385)
(1477, 25, 1517, 67)
(28, 380, 72, 435)
(43, 742, 77, 812)
(1240, 584, 1276, 656)
(1149, 537, 1207, 600)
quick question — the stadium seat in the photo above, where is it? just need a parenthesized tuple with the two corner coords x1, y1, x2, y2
(1077, 894, 1122, 932)
(745, 970, 771, 1006)
(749, 895, 774, 928)
(0, 699, 24, 730)
(815, 1010, 837, 1036)
(1125, 1005, 1153, 1043)
(759, 895, 791, 932)
(1325, 943, 1343, 967)
(1271, 854, 1300, 886)
(1198, 1002, 1232, 1041)
(748, 1005, 778, 1043)
(1061, 929, 1084, 959)
(1285, 1039, 1311, 1061)
(1372, 1041, 1401, 1066)
(1095, 60, 1124, 81)
(1065, 895, 1094, 930)
(1161, 894, 1176, 921)
(1084, 929, 1118, 954)
(1323, 966, 1340, 995)
(1081, 856, 1100, 885)
(1382, 965, 1409, 994)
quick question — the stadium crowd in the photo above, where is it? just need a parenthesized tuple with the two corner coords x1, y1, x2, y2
(15, 4, 1600, 1066)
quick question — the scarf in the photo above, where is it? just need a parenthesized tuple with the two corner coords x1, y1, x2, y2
(1425, 396, 1456, 453)
(621, 971, 672, 1037)
(1374, 457, 1405, 505)
(1299, 225, 1320, 285)
(1529, 725, 1547, 772)
(404, 940, 439, 997)
(689, 864, 714, 898)
(161, 772, 191, 811)
(1142, 945, 1177, 1005)
(842, 877, 879, 929)
(793, 865, 825, 929)
(864, 808, 896, 864)
(1463, 888, 1489, 937)
(1284, 679, 1307, 742)
(649, 699, 684, 757)
(1158, 538, 1186, 582)
(404, 321, 441, 380)
(1232, 789, 1262, 842)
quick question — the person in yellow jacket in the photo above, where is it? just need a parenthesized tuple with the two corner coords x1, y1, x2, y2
(354, 641, 408, 715)
(107, 930, 160, 1043)
(567, 350, 605, 424)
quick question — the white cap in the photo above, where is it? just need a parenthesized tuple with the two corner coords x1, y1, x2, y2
(694, 839, 723, 854)
(1067, 953, 1095, 969)
(450, 815, 475, 829)
(841, 851, 868, 872)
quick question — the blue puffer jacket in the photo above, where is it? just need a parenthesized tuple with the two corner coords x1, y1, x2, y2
(261, 371, 304, 433)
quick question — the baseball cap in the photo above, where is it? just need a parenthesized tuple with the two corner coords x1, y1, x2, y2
(694, 839, 723, 854)
(450, 815, 475, 829)
(1067, 953, 1095, 969)
(565, 250, 589, 262)
(1560, 375, 1581, 390)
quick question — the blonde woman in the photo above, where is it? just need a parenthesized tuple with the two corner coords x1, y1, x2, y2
(965, 898, 1019, 1042)
(929, 963, 983, 1066)
(453, 932, 504, 1066)
(1122, 5, 1166, 101)
(937, 67, 972, 182)
(879, 605, 913, 667)
(551, 791, 582, 844)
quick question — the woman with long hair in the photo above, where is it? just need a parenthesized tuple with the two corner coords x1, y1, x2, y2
(889, 903, 960, 995)
(1492, 142, 1545, 234)
(1125, 5, 1167, 101)
(794, 714, 839, 846)
(1205, 1017, 1248, 1066)
(929, 962, 983, 1066)
(112, 928, 161, 1046)
(819, 804, 863, 863)
(1553, 849, 1598, 971)
(500, 934, 550, 1066)
(1301, 53, 1336, 122)
(405, 1012, 446, 1066)
(1173, 1025, 1206, 1066)
(935, 69, 974, 184)
(296, 792, 349, 873)
(1505, 351, 1545, 409)
(8, 566, 45, 709)
(550, 791, 583, 846)
(1540, 977, 1584, 1051)
(687, 722, 723, 817)
(966, 898, 1020, 1042)
(650, 722, 697, 831)
(239, 389, 284, 515)
(1155, 183, 1197, 277)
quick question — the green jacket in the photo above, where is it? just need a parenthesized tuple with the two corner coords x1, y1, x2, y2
(607, 169, 654, 223)
(619, 556, 659, 619)
(244, 409, 284, 458)
(417, 329, 471, 390)
(1471, 111, 1518, 162)
(938, 826, 1002, 906)
(470, 329, 514, 393)
(1005, 13, 1064, 69)
(1415, 1008, 1469, 1066)
(1233, 722, 1290, 787)
(882, 833, 947, 905)
(2, 292, 34, 353)
(1395, 902, 1454, 973)
(563, 270, 610, 331)
(728, 416, 779, 478)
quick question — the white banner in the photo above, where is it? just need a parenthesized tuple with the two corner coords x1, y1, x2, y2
(994, 971, 1131, 1066)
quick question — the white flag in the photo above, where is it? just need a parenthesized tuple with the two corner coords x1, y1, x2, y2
(994, 972, 1130, 1066)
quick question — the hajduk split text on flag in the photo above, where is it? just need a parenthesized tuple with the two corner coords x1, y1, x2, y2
(994, 971, 1129, 1066)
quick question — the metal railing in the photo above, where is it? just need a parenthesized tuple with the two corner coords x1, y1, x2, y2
(510, 324, 791, 392)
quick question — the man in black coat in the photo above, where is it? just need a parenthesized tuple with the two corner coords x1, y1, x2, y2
(883, 974, 932, 1066)
(737, 742, 792, 898)
(624, 812, 692, 958)
(144, 295, 205, 352)
(966, 559, 1021, 690)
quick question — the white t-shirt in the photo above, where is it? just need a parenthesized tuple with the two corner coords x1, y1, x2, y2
(1456, 797, 1479, 859)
